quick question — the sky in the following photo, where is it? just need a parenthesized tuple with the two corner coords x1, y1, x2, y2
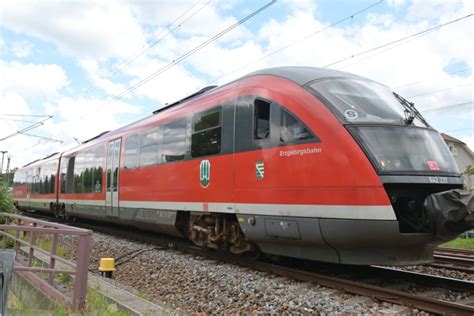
(0, 0, 473, 169)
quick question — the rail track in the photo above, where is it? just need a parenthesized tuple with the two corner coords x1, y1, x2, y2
(429, 247, 474, 274)
(10, 211, 474, 315)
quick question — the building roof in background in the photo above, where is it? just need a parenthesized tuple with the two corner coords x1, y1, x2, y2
(441, 133, 466, 145)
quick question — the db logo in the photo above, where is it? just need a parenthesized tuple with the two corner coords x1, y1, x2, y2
(427, 160, 440, 171)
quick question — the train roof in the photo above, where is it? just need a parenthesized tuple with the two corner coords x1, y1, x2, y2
(22, 152, 60, 168)
(244, 66, 363, 86)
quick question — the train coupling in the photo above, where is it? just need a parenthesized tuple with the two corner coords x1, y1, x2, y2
(424, 189, 474, 241)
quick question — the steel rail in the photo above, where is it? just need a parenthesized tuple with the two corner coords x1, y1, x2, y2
(18, 212, 474, 315)
(246, 261, 474, 316)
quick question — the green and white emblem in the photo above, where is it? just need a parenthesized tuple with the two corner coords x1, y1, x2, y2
(200, 159, 211, 187)
(256, 161, 264, 180)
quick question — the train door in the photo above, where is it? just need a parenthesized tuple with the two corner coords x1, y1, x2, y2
(106, 138, 121, 217)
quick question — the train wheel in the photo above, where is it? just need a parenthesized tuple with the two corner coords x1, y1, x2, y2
(187, 213, 256, 254)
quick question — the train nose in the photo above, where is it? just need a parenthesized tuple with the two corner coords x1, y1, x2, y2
(424, 189, 474, 241)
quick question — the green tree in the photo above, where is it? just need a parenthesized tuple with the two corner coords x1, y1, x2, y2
(0, 183, 14, 213)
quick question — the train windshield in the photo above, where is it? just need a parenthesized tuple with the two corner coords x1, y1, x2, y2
(349, 126, 459, 175)
(309, 78, 429, 127)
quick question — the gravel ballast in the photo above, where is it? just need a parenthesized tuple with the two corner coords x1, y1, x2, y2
(82, 232, 425, 314)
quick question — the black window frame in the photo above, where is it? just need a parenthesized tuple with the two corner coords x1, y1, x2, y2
(124, 134, 140, 169)
(191, 106, 222, 158)
(253, 98, 271, 141)
(139, 128, 160, 167)
(279, 108, 317, 145)
(162, 119, 188, 163)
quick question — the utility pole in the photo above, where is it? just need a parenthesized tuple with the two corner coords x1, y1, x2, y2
(6, 156, 11, 185)
(0, 151, 7, 175)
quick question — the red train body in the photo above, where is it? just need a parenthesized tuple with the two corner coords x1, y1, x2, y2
(13, 67, 472, 265)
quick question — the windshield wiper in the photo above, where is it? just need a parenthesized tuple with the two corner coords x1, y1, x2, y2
(393, 92, 430, 127)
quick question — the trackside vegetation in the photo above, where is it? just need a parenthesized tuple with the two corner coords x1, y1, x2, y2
(0, 182, 14, 213)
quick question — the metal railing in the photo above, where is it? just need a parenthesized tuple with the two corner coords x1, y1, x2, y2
(0, 212, 92, 311)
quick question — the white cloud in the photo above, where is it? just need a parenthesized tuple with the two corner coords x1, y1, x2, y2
(387, 0, 407, 7)
(127, 0, 250, 41)
(11, 40, 33, 58)
(459, 134, 474, 152)
(0, 0, 146, 59)
(0, 60, 68, 98)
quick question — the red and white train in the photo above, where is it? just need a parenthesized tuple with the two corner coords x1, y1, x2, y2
(13, 67, 473, 265)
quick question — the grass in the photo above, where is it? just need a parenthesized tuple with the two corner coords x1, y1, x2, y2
(85, 286, 132, 315)
(440, 236, 474, 250)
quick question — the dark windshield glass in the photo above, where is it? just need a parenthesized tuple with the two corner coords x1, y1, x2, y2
(309, 78, 428, 127)
(350, 126, 459, 175)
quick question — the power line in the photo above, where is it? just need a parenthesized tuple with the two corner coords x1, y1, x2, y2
(406, 82, 472, 98)
(205, 0, 382, 86)
(82, 0, 211, 98)
(420, 101, 473, 113)
(19, 132, 63, 143)
(0, 117, 38, 124)
(106, 0, 276, 106)
(0, 116, 53, 142)
(443, 127, 474, 133)
(393, 67, 473, 89)
(323, 13, 474, 68)
(0, 114, 51, 118)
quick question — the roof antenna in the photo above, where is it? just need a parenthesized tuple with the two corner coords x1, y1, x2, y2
(73, 137, 82, 145)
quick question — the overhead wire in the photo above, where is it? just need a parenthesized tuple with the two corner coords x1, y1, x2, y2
(393, 67, 473, 89)
(420, 101, 473, 113)
(443, 127, 474, 133)
(18, 132, 64, 144)
(323, 13, 473, 68)
(104, 0, 276, 106)
(405, 82, 473, 98)
(0, 116, 53, 142)
(82, 0, 211, 98)
(203, 0, 383, 86)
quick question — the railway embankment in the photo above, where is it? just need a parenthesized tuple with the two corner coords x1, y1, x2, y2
(67, 231, 425, 314)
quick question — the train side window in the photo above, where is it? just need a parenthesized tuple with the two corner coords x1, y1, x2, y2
(60, 158, 68, 194)
(163, 120, 187, 162)
(74, 155, 84, 193)
(94, 146, 104, 192)
(191, 108, 221, 157)
(280, 110, 314, 144)
(50, 163, 57, 194)
(82, 151, 94, 193)
(66, 157, 75, 193)
(254, 99, 270, 140)
(139, 130, 159, 167)
(124, 135, 139, 169)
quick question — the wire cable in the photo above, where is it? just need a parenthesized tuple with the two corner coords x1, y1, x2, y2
(323, 13, 473, 68)
(443, 127, 474, 133)
(106, 0, 276, 105)
(82, 0, 211, 98)
(405, 82, 472, 98)
(0, 116, 53, 142)
(204, 0, 382, 86)
(420, 101, 473, 113)
(393, 67, 473, 89)
(18, 132, 63, 144)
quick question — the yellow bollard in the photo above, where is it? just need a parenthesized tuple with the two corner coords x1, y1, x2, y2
(98, 258, 115, 278)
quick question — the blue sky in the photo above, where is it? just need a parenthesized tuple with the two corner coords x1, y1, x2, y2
(0, 0, 473, 168)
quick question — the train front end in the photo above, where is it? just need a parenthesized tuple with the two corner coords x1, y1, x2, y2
(306, 77, 473, 250)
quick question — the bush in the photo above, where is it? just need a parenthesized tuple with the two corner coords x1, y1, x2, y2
(0, 183, 14, 213)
